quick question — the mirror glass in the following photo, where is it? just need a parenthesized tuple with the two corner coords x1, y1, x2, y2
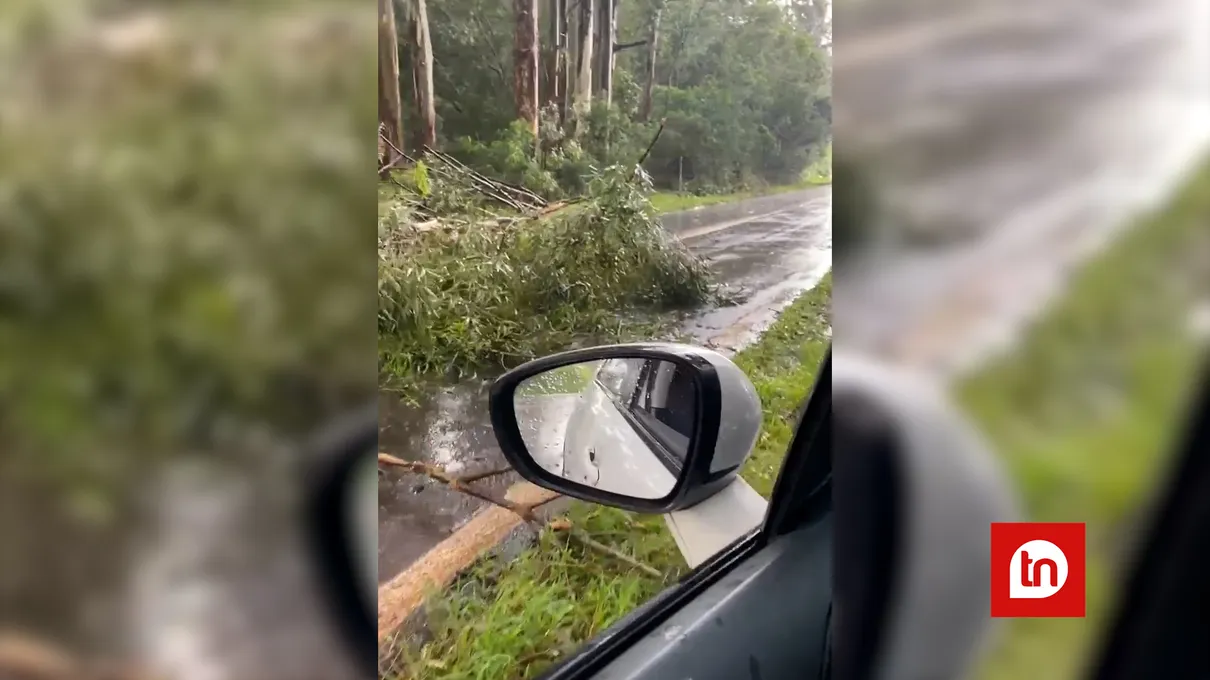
(512, 357, 699, 499)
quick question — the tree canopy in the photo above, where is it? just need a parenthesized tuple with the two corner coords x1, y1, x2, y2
(389, 0, 831, 196)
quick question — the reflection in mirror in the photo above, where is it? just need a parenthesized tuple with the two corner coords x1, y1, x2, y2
(513, 358, 699, 500)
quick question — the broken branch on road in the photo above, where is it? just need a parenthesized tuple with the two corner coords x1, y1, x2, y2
(377, 453, 663, 577)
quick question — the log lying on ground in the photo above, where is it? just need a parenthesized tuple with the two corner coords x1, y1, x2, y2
(377, 481, 561, 643)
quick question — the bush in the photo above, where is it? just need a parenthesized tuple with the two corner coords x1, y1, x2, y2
(377, 166, 718, 381)
(0, 5, 374, 508)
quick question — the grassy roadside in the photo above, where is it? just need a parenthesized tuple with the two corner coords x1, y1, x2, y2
(387, 275, 832, 680)
(650, 181, 826, 213)
(964, 162, 1210, 680)
(650, 144, 833, 214)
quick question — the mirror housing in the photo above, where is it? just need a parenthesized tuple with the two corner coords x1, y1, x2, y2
(302, 404, 377, 676)
(832, 352, 1020, 679)
(490, 343, 763, 514)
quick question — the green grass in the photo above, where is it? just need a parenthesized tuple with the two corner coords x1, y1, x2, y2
(963, 162, 1210, 680)
(650, 143, 833, 214)
(516, 362, 598, 395)
(650, 181, 826, 214)
(734, 278, 832, 496)
(386, 274, 832, 680)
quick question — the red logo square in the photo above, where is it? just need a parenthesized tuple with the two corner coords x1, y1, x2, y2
(990, 522, 1086, 618)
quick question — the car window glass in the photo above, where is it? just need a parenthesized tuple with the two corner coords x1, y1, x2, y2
(596, 357, 645, 402)
(618, 363, 698, 465)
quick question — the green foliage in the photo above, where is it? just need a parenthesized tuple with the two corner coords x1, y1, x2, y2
(377, 166, 718, 382)
(0, 4, 375, 509)
(402, 0, 830, 196)
(962, 160, 1210, 680)
(802, 141, 832, 184)
(412, 161, 432, 197)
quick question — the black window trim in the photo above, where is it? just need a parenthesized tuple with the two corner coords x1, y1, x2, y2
(611, 397, 687, 477)
(593, 360, 692, 477)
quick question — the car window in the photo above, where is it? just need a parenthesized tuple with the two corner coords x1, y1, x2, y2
(625, 362, 696, 465)
(596, 357, 645, 402)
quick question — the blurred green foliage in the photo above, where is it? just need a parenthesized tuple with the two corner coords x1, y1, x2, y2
(0, 2, 376, 508)
(966, 160, 1210, 679)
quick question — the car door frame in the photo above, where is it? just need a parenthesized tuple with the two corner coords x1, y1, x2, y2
(535, 350, 833, 680)
(1087, 359, 1210, 679)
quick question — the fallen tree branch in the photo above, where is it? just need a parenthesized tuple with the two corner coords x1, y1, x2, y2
(423, 146, 549, 209)
(547, 521, 665, 579)
(637, 118, 667, 166)
(378, 454, 548, 520)
(458, 466, 514, 484)
(378, 453, 661, 576)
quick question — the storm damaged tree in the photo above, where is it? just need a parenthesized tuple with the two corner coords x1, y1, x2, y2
(378, 0, 404, 172)
(407, 0, 438, 151)
(514, 0, 540, 137)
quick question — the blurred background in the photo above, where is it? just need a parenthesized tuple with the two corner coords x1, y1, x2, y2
(0, 2, 375, 679)
(832, 0, 1209, 677)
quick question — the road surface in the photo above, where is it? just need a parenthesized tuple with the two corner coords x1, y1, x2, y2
(832, 0, 1210, 376)
(377, 187, 833, 585)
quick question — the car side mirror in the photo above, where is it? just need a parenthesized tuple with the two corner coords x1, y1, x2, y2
(489, 343, 763, 514)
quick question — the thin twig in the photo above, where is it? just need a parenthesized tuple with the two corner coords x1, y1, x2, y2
(554, 525, 664, 579)
(378, 454, 537, 519)
(458, 466, 514, 484)
(378, 454, 663, 577)
(637, 118, 667, 166)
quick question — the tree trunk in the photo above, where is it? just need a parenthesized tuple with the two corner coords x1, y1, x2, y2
(572, 0, 594, 119)
(543, 0, 567, 119)
(378, 0, 404, 173)
(550, 0, 569, 124)
(593, 0, 615, 104)
(514, 0, 540, 136)
(410, 0, 437, 151)
(639, 4, 662, 121)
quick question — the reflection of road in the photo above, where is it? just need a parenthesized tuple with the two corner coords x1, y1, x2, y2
(514, 394, 581, 475)
(377, 187, 834, 584)
(832, 0, 1210, 376)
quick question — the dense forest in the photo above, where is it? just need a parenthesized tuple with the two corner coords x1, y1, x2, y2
(379, 0, 831, 197)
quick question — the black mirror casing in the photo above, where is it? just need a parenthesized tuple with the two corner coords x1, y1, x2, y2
(490, 344, 740, 514)
(302, 403, 377, 677)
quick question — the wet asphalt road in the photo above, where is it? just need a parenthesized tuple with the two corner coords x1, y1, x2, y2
(377, 187, 833, 584)
(832, 0, 1210, 376)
